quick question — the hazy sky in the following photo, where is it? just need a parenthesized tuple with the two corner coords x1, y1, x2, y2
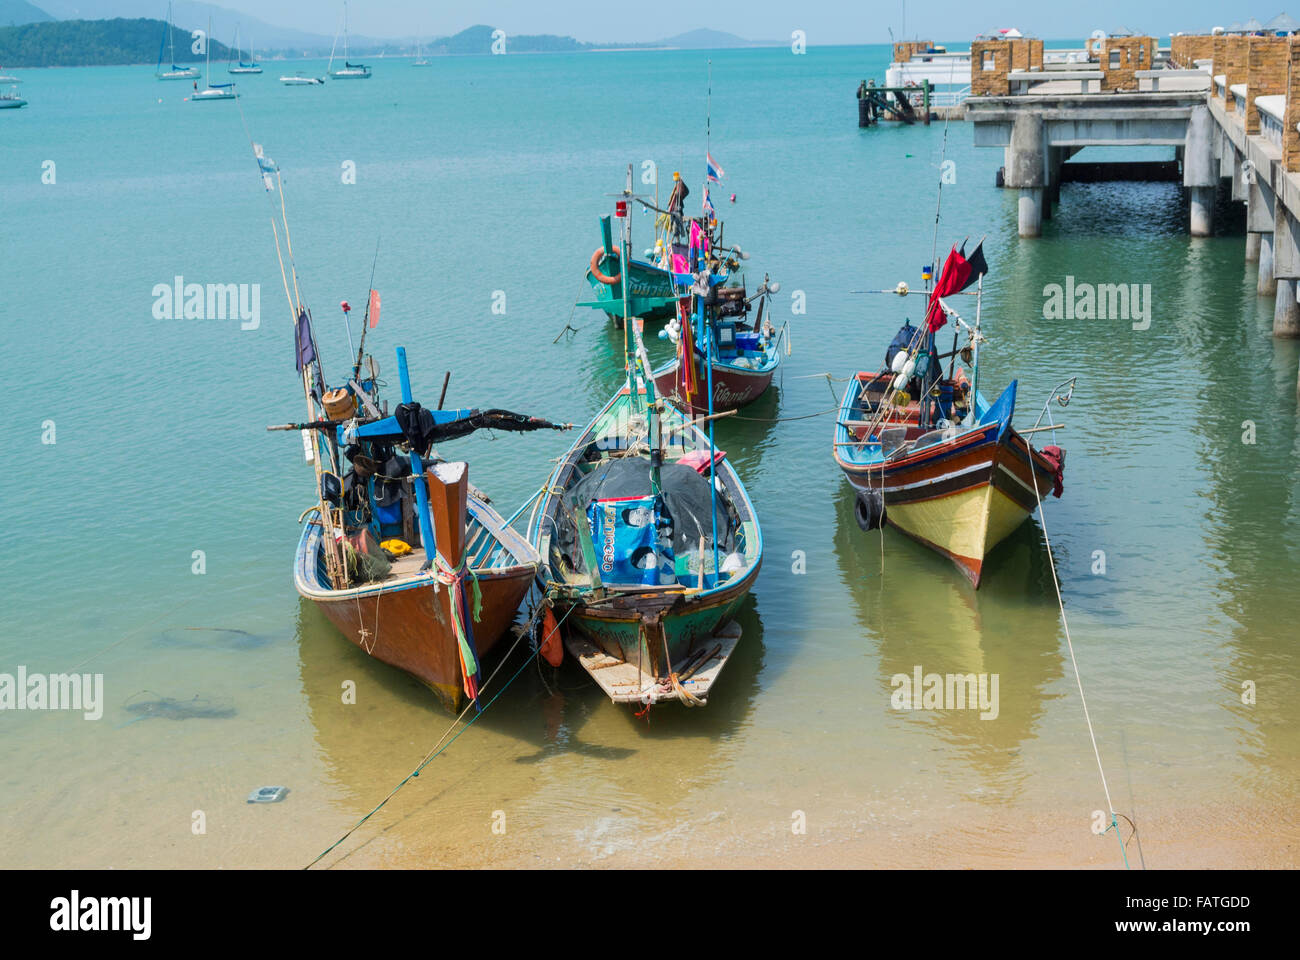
(191, 1, 1271, 43)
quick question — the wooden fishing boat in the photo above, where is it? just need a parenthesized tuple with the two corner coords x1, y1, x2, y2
(833, 241, 1069, 588)
(294, 480, 538, 713)
(532, 171, 762, 708)
(652, 248, 784, 415)
(579, 214, 681, 327)
(527, 383, 762, 706)
(256, 147, 567, 712)
(283, 350, 569, 712)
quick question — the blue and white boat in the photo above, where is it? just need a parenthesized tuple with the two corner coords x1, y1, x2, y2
(155, 3, 199, 80)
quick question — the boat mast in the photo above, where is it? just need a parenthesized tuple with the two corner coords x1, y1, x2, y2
(618, 164, 663, 500)
(702, 61, 720, 581)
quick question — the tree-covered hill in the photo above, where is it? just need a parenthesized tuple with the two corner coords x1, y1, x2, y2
(0, 17, 232, 68)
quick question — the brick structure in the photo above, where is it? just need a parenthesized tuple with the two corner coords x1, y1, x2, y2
(1099, 36, 1157, 91)
(1245, 36, 1289, 134)
(1212, 35, 1228, 99)
(1221, 35, 1249, 112)
(971, 37, 1044, 96)
(1170, 34, 1216, 69)
(1284, 39, 1300, 171)
(892, 41, 935, 63)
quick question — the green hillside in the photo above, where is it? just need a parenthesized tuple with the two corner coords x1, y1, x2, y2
(0, 17, 232, 68)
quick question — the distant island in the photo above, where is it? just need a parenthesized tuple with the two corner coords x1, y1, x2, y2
(0, 17, 231, 68)
(0, 13, 778, 68)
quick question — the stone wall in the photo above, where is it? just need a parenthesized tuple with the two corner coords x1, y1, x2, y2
(1099, 37, 1156, 91)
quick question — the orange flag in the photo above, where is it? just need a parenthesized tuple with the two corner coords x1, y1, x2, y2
(367, 289, 381, 328)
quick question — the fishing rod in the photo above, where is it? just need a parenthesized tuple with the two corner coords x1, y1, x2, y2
(352, 235, 381, 382)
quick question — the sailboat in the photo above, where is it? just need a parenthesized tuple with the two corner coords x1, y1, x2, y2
(228, 25, 263, 74)
(413, 33, 430, 66)
(155, 3, 200, 80)
(328, 2, 372, 79)
(527, 166, 763, 710)
(192, 17, 237, 101)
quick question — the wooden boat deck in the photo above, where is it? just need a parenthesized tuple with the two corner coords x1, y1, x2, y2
(565, 621, 742, 705)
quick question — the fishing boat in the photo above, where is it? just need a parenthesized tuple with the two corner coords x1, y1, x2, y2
(254, 150, 569, 712)
(155, 3, 200, 80)
(652, 213, 784, 414)
(191, 17, 237, 101)
(579, 213, 682, 327)
(228, 26, 263, 74)
(288, 352, 568, 712)
(0, 79, 25, 109)
(281, 72, 326, 86)
(529, 168, 763, 708)
(328, 2, 372, 79)
(832, 240, 1070, 588)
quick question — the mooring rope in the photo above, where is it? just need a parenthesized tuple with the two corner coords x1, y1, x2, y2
(1029, 457, 1131, 869)
(303, 601, 575, 869)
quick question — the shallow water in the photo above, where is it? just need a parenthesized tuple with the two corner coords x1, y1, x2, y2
(2, 44, 1298, 868)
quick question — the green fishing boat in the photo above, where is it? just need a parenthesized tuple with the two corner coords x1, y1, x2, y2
(530, 166, 762, 708)
(580, 214, 682, 327)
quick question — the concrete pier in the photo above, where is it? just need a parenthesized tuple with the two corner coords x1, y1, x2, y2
(967, 30, 1300, 396)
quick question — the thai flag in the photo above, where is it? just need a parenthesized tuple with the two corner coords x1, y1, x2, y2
(706, 152, 725, 183)
(702, 187, 715, 218)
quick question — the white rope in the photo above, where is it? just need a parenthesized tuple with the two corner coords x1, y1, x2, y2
(1029, 454, 1117, 821)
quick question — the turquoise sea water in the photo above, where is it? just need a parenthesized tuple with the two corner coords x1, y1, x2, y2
(2, 44, 1298, 868)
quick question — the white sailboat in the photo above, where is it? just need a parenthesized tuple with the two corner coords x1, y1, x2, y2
(192, 17, 237, 101)
(281, 72, 325, 86)
(156, 3, 200, 80)
(413, 33, 430, 66)
(328, 2, 372, 79)
(228, 25, 263, 74)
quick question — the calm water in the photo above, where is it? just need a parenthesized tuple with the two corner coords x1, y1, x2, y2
(2, 45, 1298, 868)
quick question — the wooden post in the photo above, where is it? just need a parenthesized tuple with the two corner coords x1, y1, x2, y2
(426, 461, 469, 569)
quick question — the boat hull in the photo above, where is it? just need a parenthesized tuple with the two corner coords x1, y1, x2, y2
(834, 379, 1061, 587)
(652, 354, 775, 414)
(295, 519, 536, 713)
(528, 383, 763, 705)
(585, 259, 679, 325)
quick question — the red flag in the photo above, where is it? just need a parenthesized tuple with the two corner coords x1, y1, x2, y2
(367, 289, 381, 328)
(925, 245, 972, 333)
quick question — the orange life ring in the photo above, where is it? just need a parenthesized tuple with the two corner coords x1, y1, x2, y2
(590, 246, 621, 285)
